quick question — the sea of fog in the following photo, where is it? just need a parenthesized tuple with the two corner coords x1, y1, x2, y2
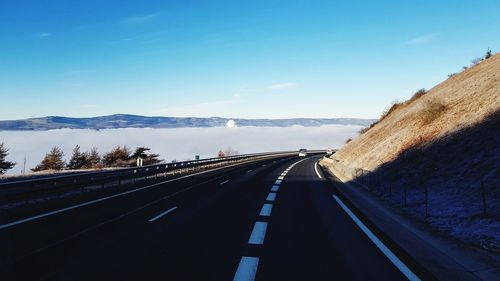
(0, 125, 361, 175)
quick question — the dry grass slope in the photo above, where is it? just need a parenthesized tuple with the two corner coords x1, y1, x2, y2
(334, 53, 500, 170)
(329, 53, 500, 250)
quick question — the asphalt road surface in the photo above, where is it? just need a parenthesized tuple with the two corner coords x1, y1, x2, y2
(0, 155, 421, 280)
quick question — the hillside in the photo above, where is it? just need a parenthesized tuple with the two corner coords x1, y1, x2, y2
(0, 114, 375, 131)
(324, 54, 500, 250)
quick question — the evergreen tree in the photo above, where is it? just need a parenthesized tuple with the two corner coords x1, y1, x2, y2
(86, 147, 101, 168)
(0, 142, 15, 174)
(131, 146, 161, 165)
(67, 145, 90, 169)
(102, 145, 131, 167)
(32, 146, 65, 171)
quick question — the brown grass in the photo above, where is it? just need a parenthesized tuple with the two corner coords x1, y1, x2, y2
(419, 99, 447, 125)
(332, 53, 500, 170)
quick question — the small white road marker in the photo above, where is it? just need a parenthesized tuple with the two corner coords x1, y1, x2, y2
(148, 206, 178, 222)
(220, 180, 230, 185)
(266, 192, 277, 201)
(278, 175, 285, 180)
(248, 221, 268, 244)
(233, 256, 259, 281)
(259, 204, 273, 217)
(314, 162, 323, 179)
(271, 185, 279, 192)
(332, 195, 421, 281)
(247, 170, 253, 173)
(274, 179, 282, 185)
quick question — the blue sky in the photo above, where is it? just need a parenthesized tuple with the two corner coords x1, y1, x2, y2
(1, 0, 499, 120)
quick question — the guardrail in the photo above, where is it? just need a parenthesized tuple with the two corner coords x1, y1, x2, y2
(0, 150, 326, 205)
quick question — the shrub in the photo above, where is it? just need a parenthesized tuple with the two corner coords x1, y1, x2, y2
(448, 73, 457, 78)
(485, 49, 492, 60)
(409, 88, 427, 103)
(345, 138, 353, 144)
(471, 57, 483, 66)
(359, 120, 379, 134)
(380, 102, 402, 121)
(419, 99, 447, 125)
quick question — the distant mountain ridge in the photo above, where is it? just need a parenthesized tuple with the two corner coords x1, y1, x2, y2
(0, 114, 375, 131)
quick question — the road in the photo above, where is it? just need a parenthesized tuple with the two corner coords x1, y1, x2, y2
(0, 155, 421, 280)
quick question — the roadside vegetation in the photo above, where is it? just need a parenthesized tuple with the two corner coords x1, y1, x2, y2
(0, 143, 242, 174)
(0, 142, 15, 174)
(356, 49, 495, 136)
(30, 145, 162, 172)
(217, 147, 239, 158)
(328, 51, 499, 251)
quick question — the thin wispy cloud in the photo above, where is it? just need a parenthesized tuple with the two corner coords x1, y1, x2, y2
(233, 84, 250, 97)
(267, 82, 298, 90)
(38, 32, 51, 38)
(121, 13, 159, 26)
(403, 34, 438, 46)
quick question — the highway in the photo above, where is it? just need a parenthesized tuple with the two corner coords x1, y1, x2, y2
(0, 155, 422, 280)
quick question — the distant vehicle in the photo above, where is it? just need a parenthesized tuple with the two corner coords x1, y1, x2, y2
(298, 148, 308, 157)
(326, 149, 334, 156)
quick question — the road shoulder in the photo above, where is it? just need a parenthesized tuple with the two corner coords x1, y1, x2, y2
(319, 158, 500, 281)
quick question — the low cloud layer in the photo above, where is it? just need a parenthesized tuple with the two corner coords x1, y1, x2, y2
(0, 125, 360, 174)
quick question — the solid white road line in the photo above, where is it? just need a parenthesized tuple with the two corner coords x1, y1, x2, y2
(314, 162, 323, 179)
(233, 256, 259, 281)
(248, 221, 268, 244)
(0, 165, 242, 231)
(266, 192, 277, 201)
(332, 195, 421, 281)
(148, 206, 178, 222)
(259, 204, 273, 217)
(220, 180, 230, 185)
(271, 185, 279, 192)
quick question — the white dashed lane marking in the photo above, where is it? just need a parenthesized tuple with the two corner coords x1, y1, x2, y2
(233, 256, 259, 281)
(220, 180, 230, 185)
(248, 221, 268, 245)
(259, 204, 273, 217)
(232, 158, 311, 281)
(266, 192, 277, 201)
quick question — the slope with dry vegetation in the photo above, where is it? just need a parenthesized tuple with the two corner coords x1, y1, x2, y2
(325, 53, 500, 250)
